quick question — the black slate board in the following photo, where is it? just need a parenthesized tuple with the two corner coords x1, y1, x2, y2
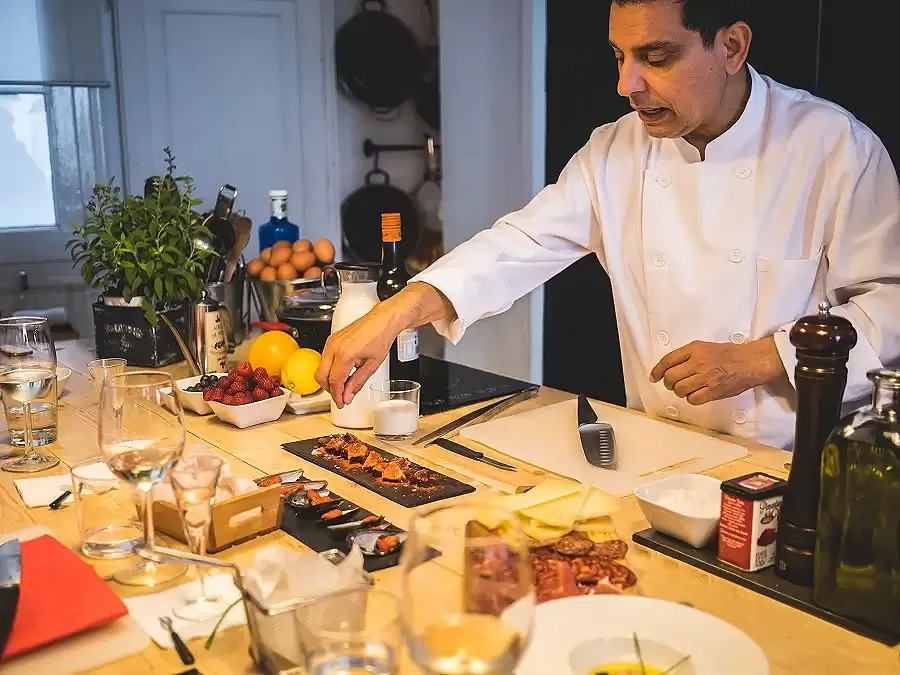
(282, 436, 475, 508)
(633, 528, 900, 646)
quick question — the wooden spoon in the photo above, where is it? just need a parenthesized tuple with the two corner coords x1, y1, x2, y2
(225, 215, 252, 283)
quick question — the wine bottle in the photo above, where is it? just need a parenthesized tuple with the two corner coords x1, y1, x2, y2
(377, 213, 419, 382)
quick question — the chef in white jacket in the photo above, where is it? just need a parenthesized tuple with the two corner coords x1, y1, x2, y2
(316, 0, 900, 449)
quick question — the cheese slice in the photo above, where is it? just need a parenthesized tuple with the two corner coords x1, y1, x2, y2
(523, 519, 570, 543)
(573, 515, 616, 534)
(487, 478, 581, 513)
(520, 488, 618, 529)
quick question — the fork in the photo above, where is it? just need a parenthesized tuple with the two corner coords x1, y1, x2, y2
(159, 615, 195, 665)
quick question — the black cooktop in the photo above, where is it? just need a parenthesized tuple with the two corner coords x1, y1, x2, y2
(418, 355, 536, 416)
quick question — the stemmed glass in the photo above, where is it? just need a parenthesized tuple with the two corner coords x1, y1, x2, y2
(169, 454, 229, 621)
(400, 503, 535, 675)
(0, 316, 60, 472)
(98, 371, 187, 586)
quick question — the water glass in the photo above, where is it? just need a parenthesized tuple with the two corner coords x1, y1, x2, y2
(88, 358, 127, 395)
(370, 380, 421, 440)
(302, 587, 401, 675)
(72, 457, 142, 559)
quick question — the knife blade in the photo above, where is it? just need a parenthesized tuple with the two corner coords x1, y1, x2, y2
(428, 437, 517, 471)
(577, 394, 618, 470)
(0, 539, 22, 658)
(412, 386, 539, 446)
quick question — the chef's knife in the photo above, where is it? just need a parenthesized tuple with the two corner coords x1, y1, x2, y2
(577, 394, 618, 470)
(428, 437, 517, 471)
(0, 539, 22, 658)
(412, 386, 539, 446)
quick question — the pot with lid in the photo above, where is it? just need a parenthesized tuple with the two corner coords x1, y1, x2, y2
(275, 282, 338, 354)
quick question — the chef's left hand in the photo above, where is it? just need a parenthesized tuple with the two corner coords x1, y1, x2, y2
(649, 337, 786, 405)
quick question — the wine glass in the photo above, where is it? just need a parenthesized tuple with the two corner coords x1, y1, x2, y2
(0, 316, 60, 473)
(169, 454, 229, 621)
(400, 503, 535, 675)
(98, 370, 187, 586)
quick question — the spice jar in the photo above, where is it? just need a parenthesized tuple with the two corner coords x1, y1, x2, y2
(718, 472, 787, 572)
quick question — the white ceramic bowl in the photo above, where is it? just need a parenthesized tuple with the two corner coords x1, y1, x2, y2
(634, 474, 722, 549)
(570, 636, 695, 675)
(56, 366, 71, 396)
(208, 387, 290, 428)
(174, 373, 229, 416)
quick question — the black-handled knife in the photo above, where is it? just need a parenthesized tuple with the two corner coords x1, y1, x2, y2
(429, 438, 517, 471)
(160, 616, 195, 665)
(48, 490, 71, 510)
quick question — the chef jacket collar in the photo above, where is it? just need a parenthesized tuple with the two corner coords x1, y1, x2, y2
(674, 63, 766, 164)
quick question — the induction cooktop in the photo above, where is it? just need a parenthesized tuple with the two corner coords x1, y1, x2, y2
(418, 355, 537, 416)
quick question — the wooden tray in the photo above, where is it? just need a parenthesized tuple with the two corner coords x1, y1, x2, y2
(153, 483, 283, 552)
(282, 436, 476, 508)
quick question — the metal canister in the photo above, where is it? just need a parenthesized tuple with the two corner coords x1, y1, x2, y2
(191, 291, 228, 374)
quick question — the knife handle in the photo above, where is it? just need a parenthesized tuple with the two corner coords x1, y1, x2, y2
(171, 630, 195, 665)
(431, 437, 483, 460)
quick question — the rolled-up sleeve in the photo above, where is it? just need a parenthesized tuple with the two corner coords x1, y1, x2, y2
(773, 132, 900, 401)
(411, 148, 600, 343)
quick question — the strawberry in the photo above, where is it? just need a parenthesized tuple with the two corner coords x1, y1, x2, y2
(233, 392, 253, 405)
(221, 394, 236, 406)
(254, 367, 269, 382)
(251, 387, 269, 402)
(235, 361, 254, 378)
(271, 374, 281, 388)
(256, 374, 275, 392)
(228, 376, 249, 393)
(219, 374, 234, 390)
(203, 387, 225, 402)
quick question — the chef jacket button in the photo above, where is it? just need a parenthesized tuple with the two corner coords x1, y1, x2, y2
(653, 253, 667, 267)
(733, 410, 748, 424)
(729, 248, 744, 263)
(656, 171, 672, 187)
(657, 331, 670, 346)
(735, 167, 752, 179)
(729, 332, 747, 344)
(666, 405, 680, 419)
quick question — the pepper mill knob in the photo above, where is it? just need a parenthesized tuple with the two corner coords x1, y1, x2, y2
(790, 299, 857, 358)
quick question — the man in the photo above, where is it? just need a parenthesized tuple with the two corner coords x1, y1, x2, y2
(316, 0, 900, 449)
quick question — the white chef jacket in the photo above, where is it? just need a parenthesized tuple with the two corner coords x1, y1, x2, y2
(412, 64, 900, 449)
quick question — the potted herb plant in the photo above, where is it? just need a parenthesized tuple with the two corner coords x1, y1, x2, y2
(67, 148, 219, 367)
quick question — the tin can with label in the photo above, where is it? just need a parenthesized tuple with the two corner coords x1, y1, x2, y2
(717, 472, 787, 572)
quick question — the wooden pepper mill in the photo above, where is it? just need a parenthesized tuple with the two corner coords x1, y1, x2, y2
(775, 300, 857, 586)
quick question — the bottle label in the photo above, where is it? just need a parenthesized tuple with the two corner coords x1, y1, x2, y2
(271, 196, 287, 219)
(397, 328, 419, 362)
(381, 212, 402, 243)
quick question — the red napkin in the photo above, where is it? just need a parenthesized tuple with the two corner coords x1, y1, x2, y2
(1, 535, 128, 660)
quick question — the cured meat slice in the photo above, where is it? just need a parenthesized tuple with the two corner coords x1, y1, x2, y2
(535, 559, 582, 603)
(552, 533, 594, 557)
(592, 539, 628, 560)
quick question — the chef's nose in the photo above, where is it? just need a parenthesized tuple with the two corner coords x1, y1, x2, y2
(617, 60, 647, 98)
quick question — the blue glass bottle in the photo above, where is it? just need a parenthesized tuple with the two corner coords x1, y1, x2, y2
(258, 189, 300, 251)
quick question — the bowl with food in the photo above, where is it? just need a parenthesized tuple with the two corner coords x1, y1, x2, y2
(633, 474, 722, 549)
(569, 635, 694, 675)
(174, 373, 228, 415)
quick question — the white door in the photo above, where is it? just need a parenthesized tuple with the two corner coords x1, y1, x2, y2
(116, 0, 340, 253)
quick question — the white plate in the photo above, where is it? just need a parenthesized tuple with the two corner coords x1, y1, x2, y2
(505, 595, 768, 675)
(284, 388, 330, 415)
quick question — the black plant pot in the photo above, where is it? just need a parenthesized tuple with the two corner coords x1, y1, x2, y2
(92, 301, 187, 368)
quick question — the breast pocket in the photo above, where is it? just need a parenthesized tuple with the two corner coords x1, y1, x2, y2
(754, 245, 824, 335)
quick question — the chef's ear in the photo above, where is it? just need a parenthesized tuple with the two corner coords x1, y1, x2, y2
(720, 22, 752, 76)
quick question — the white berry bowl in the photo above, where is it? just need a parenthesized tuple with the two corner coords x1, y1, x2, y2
(174, 373, 229, 416)
(208, 387, 290, 428)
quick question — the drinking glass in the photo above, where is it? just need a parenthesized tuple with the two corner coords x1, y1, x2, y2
(88, 358, 127, 395)
(370, 380, 421, 440)
(0, 316, 59, 472)
(302, 587, 401, 675)
(401, 503, 534, 675)
(98, 370, 187, 586)
(72, 457, 142, 559)
(169, 454, 228, 621)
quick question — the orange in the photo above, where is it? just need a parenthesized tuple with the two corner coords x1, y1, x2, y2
(248, 330, 300, 376)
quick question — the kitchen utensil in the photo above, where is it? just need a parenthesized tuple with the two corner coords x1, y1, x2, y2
(159, 616, 195, 665)
(408, 135, 443, 273)
(224, 215, 251, 283)
(272, 279, 339, 354)
(428, 437, 517, 471)
(251, 272, 336, 323)
(206, 267, 246, 349)
(161, 291, 229, 376)
(0, 539, 21, 657)
(458, 397, 748, 497)
(48, 490, 70, 510)
(254, 469, 305, 487)
(413, 0, 440, 130)
(325, 514, 383, 533)
(318, 505, 360, 523)
(335, 0, 421, 114)
(412, 386, 540, 446)
(578, 393, 618, 470)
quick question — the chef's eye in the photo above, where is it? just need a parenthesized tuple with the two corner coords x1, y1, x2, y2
(646, 52, 670, 66)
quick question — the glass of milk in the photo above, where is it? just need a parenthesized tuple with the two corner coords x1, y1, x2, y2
(370, 380, 421, 440)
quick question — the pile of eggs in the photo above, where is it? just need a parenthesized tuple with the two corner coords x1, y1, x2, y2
(247, 238, 336, 281)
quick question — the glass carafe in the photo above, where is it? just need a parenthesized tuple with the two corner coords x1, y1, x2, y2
(329, 263, 389, 429)
(814, 368, 900, 634)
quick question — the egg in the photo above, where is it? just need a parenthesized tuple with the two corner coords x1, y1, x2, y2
(303, 265, 322, 279)
(293, 239, 313, 253)
(260, 247, 272, 264)
(269, 246, 292, 267)
(260, 266, 277, 282)
(272, 240, 292, 251)
(276, 262, 298, 280)
(247, 258, 265, 277)
(290, 250, 316, 273)
(313, 238, 335, 265)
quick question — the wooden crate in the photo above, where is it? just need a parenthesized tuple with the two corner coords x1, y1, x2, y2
(152, 483, 283, 553)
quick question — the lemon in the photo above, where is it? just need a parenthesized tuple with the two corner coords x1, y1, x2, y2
(281, 348, 322, 395)
(248, 330, 300, 376)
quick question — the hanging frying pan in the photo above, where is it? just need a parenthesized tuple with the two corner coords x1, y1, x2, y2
(341, 163, 421, 265)
(414, 0, 440, 131)
(335, 0, 422, 114)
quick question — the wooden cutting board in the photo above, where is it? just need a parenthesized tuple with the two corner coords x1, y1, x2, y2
(459, 398, 748, 496)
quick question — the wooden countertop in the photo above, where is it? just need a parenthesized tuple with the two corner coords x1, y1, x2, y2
(1, 339, 897, 674)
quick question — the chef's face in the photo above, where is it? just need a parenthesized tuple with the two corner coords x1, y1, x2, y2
(609, 0, 750, 142)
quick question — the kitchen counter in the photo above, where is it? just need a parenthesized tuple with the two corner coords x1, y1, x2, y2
(0, 338, 896, 674)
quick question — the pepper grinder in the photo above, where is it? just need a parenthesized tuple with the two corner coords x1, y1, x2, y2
(775, 300, 857, 586)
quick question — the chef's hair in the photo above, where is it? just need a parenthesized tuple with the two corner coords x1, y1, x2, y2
(613, 0, 750, 49)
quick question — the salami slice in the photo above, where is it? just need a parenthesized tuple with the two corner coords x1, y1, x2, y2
(552, 533, 594, 557)
(592, 539, 628, 560)
(608, 561, 638, 589)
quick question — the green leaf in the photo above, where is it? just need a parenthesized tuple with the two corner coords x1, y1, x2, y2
(141, 298, 157, 326)
(154, 276, 163, 299)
